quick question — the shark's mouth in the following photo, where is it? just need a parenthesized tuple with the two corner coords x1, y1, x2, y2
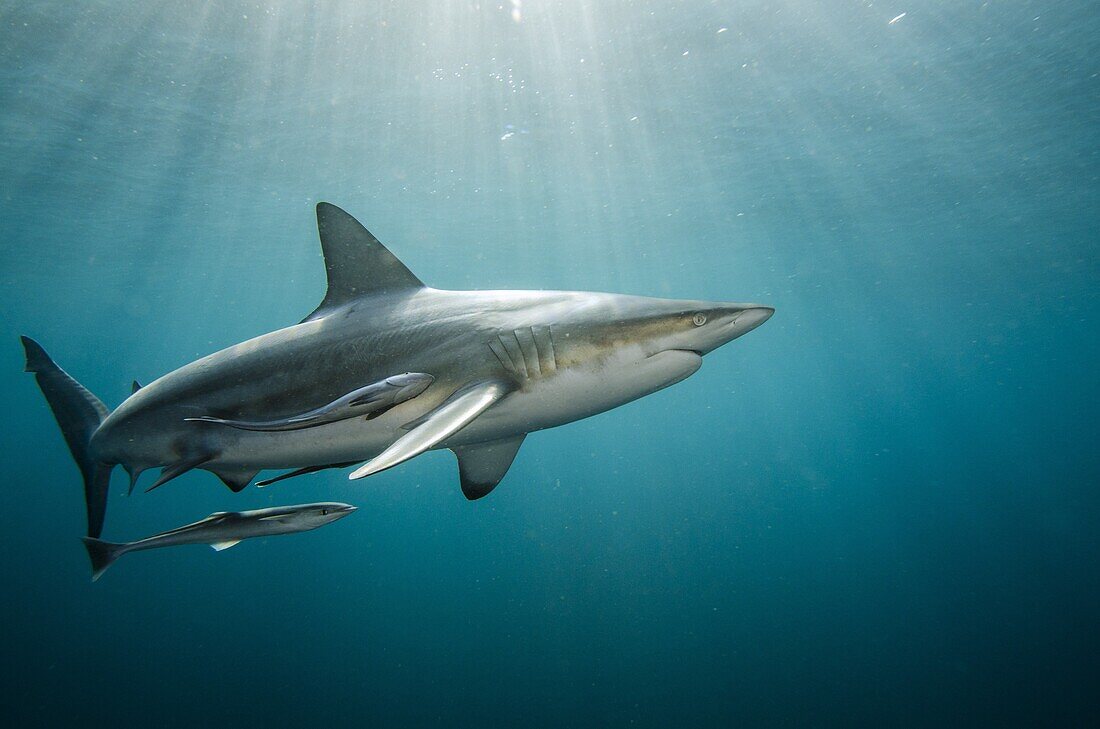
(649, 348, 703, 359)
(642, 349, 703, 389)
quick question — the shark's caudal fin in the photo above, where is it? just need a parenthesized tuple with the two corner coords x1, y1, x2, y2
(301, 203, 426, 323)
(21, 337, 114, 538)
(80, 537, 126, 581)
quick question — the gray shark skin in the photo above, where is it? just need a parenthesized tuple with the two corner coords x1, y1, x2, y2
(80, 502, 356, 581)
(22, 203, 773, 537)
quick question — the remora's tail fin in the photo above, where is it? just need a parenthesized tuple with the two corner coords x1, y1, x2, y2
(80, 537, 126, 581)
(21, 336, 114, 538)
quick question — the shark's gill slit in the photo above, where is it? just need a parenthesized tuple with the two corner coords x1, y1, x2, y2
(515, 327, 541, 378)
(488, 338, 515, 374)
(543, 325, 558, 372)
(500, 332, 528, 379)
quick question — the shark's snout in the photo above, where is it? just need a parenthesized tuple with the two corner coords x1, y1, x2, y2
(734, 306, 774, 334)
(680, 303, 774, 354)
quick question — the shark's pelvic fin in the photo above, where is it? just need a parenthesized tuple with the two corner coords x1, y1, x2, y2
(146, 453, 212, 492)
(256, 462, 360, 488)
(349, 380, 510, 480)
(210, 539, 242, 551)
(452, 434, 526, 500)
(204, 466, 258, 493)
(125, 464, 147, 496)
(302, 203, 426, 323)
(184, 373, 433, 432)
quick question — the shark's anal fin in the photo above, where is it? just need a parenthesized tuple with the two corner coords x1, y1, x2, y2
(349, 381, 510, 480)
(301, 203, 426, 323)
(209, 539, 242, 551)
(204, 466, 259, 493)
(452, 434, 526, 500)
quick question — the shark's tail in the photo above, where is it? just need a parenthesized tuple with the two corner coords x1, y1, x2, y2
(21, 336, 114, 538)
(80, 537, 127, 581)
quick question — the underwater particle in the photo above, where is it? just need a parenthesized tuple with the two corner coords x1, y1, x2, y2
(889, 12, 907, 24)
(501, 132, 514, 141)
(717, 27, 728, 33)
(682, 50, 690, 56)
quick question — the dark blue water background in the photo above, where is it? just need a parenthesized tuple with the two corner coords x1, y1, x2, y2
(1, 1, 1096, 725)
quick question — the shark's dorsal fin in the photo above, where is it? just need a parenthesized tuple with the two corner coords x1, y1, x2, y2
(131, 380, 142, 394)
(302, 203, 425, 323)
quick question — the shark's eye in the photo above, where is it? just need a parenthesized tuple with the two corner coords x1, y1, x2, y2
(321, 509, 329, 516)
(692, 313, 707, 327)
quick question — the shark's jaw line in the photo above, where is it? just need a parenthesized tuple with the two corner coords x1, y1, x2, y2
(23, 202, 772, 536)
(654, 348, 704, 358)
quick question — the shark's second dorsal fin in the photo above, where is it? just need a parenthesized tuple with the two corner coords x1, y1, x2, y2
(302, 203, 425, 323)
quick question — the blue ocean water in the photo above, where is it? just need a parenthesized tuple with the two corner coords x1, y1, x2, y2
(1, 1, 1096, 725)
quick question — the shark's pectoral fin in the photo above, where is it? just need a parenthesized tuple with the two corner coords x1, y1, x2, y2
(209, 539, 242, 551)
(452, 434, 526, 500)
(204, 466, 258, 493)
(349, 380, 511, 480)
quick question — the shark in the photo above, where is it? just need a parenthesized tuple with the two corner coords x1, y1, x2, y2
(22, 203, 773, 538)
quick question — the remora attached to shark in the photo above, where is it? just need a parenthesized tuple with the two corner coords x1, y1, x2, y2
(23, 203, 773, 537)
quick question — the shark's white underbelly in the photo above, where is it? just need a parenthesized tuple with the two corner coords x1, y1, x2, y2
(211, 348, 702, 471)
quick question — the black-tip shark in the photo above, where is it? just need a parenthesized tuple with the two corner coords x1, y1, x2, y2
(22, 203, 773, 538)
